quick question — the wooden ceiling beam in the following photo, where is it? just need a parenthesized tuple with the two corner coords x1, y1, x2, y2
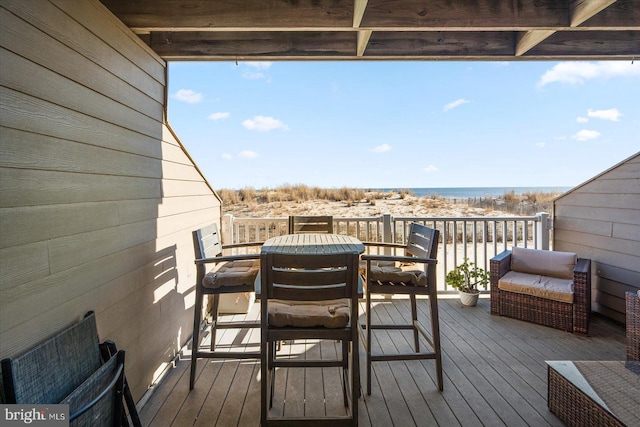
(516, 30, 557, 56)
(516, 1, 619, 57)
(570, 0, 618, 27)
(129, 25, 640, 34)
(354, 0, 370, 57)
(353, 0, 368, 29)
(357, 30, 372, 56)
(100, 0, 640, 60)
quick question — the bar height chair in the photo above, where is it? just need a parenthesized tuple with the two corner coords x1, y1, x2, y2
(360, 222, 443, 395)
(260, 251, 360, 426)
(190, 223, 262, 390)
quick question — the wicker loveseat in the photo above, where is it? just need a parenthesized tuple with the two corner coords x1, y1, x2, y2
(490, 247, 591, 334)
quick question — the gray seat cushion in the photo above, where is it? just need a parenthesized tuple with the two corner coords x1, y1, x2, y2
(268, 299, 350, 328)
(362, 259, 427, 286)
(203, 259, 260, 289)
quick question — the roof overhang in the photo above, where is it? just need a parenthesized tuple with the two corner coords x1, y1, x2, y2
(100, 0, 639, 61)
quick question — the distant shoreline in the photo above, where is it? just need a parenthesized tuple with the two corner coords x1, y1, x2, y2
(366, 186, 571, 199)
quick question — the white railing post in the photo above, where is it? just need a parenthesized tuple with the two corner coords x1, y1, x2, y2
(382, 213, 393, 244)
(536, 212, 550, 250)
(222, 213, 234, 245)
(382, 213, 393, 256)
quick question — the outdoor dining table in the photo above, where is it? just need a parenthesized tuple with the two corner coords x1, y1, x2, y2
(255, 233, 365, 296)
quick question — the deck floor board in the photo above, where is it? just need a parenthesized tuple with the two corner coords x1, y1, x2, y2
(138, 297, 625, 426)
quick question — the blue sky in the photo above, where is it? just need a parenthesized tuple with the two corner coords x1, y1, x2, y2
(167, 61, 639, 190)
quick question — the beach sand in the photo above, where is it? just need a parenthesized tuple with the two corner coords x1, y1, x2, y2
(222, 192, 511, 219)
(222, 192, 530, 291)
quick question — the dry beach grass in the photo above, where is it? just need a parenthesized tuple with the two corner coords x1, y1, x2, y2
(218, 185, 560, 218)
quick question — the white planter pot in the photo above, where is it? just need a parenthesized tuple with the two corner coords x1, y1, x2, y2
(459, 290, 479, 307)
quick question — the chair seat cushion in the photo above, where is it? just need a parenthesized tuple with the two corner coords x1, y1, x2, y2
(359, 259, 393, 278)
(365, 261, 427, 286)
(268, 299, 350, 328)
(498, 271, 574, 303)
(203, 259, 260, 289)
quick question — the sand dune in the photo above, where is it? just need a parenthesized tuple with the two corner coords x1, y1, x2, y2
(222, 192, 511, 218)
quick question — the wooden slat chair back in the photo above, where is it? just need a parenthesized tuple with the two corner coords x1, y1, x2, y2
(260, 251, 360, 426)
(288, 215, 334, 234)
(190, 223, 262, 390)
(360, 222, 443, 395)
(1, 312, 136, 426)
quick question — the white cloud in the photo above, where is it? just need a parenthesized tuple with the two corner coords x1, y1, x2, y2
(443, 98, 470, 112)
(242, 116, 288, 131)
(572, 129, 601, 141)
(373, 144, 391, 153)
(173, 89, 203, 104)
(535, 142, 546, 148)
(243, 71, 267, 80)
(538, 61, 640, 87)
(423, 165, 438, 173)
(244, 62, 273, 70)
(587, 108, 622, 122)
(242, 62, 273, 80)
(221, 153, 232, 160)
(208, 112, 230, 121)
(576, 116, 589, 123)
(239, 150, 258, 159)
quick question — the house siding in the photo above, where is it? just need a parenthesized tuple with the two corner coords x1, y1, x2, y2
(554, 152, 640, 324)
(0, 0, 220, 400)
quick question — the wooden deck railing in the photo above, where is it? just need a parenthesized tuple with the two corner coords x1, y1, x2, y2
(221, 212, 551, 293)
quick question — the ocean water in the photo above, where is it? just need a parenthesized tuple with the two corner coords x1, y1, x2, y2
(368, 187, 571, 199)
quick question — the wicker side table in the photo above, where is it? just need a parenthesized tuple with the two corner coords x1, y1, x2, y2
(627, 291, 640, 361)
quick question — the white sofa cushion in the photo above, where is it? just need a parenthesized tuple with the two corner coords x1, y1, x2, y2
(511, 247, 577, 280)
(498, 271, 574, 303)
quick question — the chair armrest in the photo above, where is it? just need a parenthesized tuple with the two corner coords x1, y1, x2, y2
(489, 250, 511, 314)
(65, 350, 125, 423)
(361, 254, 437, 265)
(573, 258, 591, 293)
(574, 258, 590, 275)
(222, 241, 264, 249)
(572, 258, 591, 334)
(195, 253, 260, 265)
(362, 242, 407, 249)
(490, 250, 512, 282)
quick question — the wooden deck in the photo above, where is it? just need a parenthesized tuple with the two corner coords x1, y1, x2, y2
(138, 296, 625, 426)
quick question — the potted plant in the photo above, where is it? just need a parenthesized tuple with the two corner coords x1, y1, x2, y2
(445, 258, 490, 306)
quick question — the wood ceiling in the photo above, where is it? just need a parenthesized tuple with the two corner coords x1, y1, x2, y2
(100, 0, 640, 61)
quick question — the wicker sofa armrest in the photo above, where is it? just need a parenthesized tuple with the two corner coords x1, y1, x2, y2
(572, 258, 591, 334)
(490, 250, 512, 314)
(490, 250, 512, 279)
(574, 257, 590, 275)
(626, 291, 640, 361)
